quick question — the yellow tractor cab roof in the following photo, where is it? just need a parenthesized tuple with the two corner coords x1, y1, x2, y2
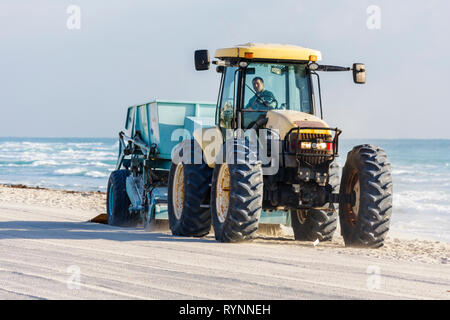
(214, 43, 322, 62)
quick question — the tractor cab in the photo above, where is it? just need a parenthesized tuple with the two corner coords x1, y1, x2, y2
(195, 43, 366, 135)
(196, 43, 322, 132)
(218, 60, 315, 130)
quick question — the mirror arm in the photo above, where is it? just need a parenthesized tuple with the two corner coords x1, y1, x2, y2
(317, 65, 351, 72)
(213, 60, 230, 67)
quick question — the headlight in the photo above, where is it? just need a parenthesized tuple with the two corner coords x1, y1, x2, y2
(300, 141, 331, 151)
(287, 132, 334, 153)
(300, 142, 312, 149)
(314, 142, 327, 150)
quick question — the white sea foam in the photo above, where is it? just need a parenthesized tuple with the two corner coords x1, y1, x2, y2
(397, 190, 449, 202)
(66, 142, 103, 147)
(31, 160, 60, 167)
(84, 161, 111, 167)
(85, 171, 108, 178)
(394, 191, 450, 216)
(0, 163, 24, 167)
(391, 190, 450, 242)
(54, 168, 87, 175)
(392, 169, 413, 175)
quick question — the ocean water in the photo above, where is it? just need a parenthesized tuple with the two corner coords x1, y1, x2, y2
(0, 137, 117, 192)
(0, 137, 449, 242)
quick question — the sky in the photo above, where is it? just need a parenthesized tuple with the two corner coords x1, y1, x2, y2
(0, 0, 449, 139)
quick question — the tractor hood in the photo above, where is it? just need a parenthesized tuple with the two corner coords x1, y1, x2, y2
(265, 110, 330, 139)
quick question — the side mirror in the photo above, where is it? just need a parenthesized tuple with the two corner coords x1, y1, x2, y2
(194, 50, 210, 71)
(353, 63, 366, 84)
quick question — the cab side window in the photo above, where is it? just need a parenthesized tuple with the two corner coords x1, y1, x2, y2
(217, 67, 238, 129)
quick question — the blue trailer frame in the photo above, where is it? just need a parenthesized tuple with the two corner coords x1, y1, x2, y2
(114, 100, 289, 227)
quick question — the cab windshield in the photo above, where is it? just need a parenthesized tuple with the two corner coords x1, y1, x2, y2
(243, 62, 312, 128)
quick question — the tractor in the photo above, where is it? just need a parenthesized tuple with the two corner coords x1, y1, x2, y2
(106, 43, 393, 248)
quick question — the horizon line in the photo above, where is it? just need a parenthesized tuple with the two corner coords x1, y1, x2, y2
(1, 136, 450, 140)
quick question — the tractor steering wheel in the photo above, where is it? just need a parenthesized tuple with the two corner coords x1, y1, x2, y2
(269, 97, 278, 109)
(259, 96, 278, 109)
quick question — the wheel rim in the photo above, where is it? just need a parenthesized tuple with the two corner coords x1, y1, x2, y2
(107, 183, 114, 215)
(172, 163, 184, 220)
(216, 164, 230, 223)
(296, 210, 307, 224)
(345, 170, 360, 227)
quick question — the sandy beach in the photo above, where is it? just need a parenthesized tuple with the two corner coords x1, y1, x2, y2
(0, 184, 449, 299)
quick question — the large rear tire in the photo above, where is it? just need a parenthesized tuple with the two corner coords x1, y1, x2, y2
(168, 161, 213, 237)
(291, 161, 339, 241)
(339, 144, 393, 248)
(210, 140, 263, 242)
(106, 170, 140, 227)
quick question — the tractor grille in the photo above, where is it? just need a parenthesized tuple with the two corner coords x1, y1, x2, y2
(298, 133, 333, 166)
(285, 126, 341, 167)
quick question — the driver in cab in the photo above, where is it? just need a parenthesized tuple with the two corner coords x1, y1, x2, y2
(244, 77, 277, 110)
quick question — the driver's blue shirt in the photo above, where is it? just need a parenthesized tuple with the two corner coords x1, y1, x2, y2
(245, 90, 276, 110)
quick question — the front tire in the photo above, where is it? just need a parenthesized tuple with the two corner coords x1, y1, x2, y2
(106, 170, 140, 227)
(210, 141, 263, 242)
(339, 144, 393, 248)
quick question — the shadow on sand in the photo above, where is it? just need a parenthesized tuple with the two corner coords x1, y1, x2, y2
(0, 220, 214, 243)
(0, 219, 330, 249)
